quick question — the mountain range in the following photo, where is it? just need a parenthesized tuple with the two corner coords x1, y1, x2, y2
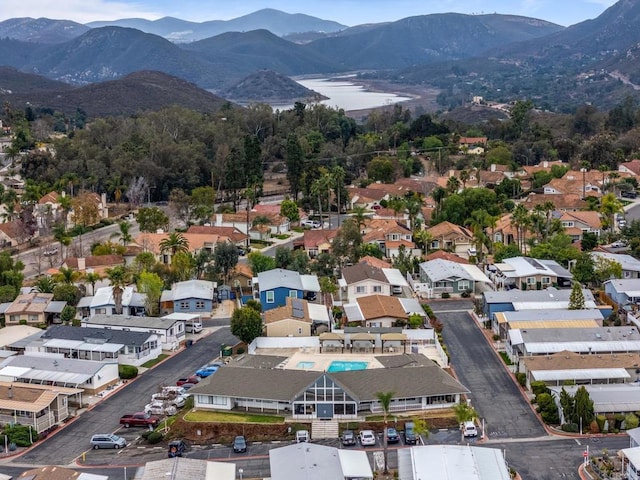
(0, 1, 640, 115)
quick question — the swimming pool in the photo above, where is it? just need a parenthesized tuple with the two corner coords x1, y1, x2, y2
(327, 361, 368, 372)
(296, 361, 316, 369)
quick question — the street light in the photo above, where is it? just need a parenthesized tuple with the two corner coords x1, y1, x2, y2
(580, 167, 587, 200)
(238, 468, 244, 480)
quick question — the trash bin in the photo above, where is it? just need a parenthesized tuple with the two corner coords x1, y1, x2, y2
(186, 340, 194, 348)
(222, 346, 232, 357)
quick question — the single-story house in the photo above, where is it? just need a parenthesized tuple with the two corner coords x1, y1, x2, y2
(0, 325, 43, 349)
(507, 326, 640, 367)
(551, 384, 640, 423)
(88, 286, 146, 317)
(17, 467, 108, 480)
(415, 258, 491, 297)
(254, 269, 321, 311)
(0, 382, 84, 434)
(521, 350, 640, 390)
(490, 256, 573, 290)
(0, 354, 119, 395)
(230, 263, 254, 295)
(264, 297, 331, 337)
(604, 279, 640, 307)
(270, 443, 373, 480)
(482, 287, 598, 320)
(160, 279, 216, 316)
(492, 308, 604, 339)
(23, 324, 161, 367)
(593, 251, 640, 279)
(188, 358, 469, 418)
(621, 446, 640, 480)
(139, 457, 235, 480)
(343, 295, 425, 329)
(82, 313, 186, 350)
(0, 292, 67, 326)
(398, 445, 510, 480)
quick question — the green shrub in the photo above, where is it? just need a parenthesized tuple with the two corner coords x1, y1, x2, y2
(3, 425, 36, 447)
(626, 413, 640, 430)
(492, 334, 501, 341)
(236, 347, 245, 355)
(441, 292, 450, 299)
(118, 364, 138, 379)
(537, 393, 560, 424)
(146, 431, 164, 444)
(422, 304, 435, 320)
(596, 415, 606, 432)
(561, 423, 579, 433)
(531, 381, 550, 397)
(515, 372, 527, 387)
(461, 290, 470, 298)
(141, 430, 153, 440)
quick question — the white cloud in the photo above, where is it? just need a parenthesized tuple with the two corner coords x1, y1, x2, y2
(0, 0, 163, 23)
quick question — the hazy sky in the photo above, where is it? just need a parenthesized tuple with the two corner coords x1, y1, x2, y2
(0, 0, 618, 27)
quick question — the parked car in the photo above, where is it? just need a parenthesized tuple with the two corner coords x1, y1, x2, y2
(611, 240, 628, 248)
(43, 247, 58, 256)
(151, 393, 187, 408)
(462, 421, 478, 438)
(176, 376, 200, 387)
(404, 422, 418, 445)
(296, 430, 309, 443)
(341, 430, 356, 446)
(622, 191, 638, 199)
(119, 412, 159, 428)
(359, 430, 376, 446)
(385, 427, 400, 444)
(168, 439, 188, 458)
(391, 285, 403, 295)
(144, 401, 177, 416)
(371, 204, 382, 210)
(233, 435, 247, 453)
(195, 364, 219, 378)
(301, 219, 321, 228)
(90, 434, 126, 449)
(305, 291, 317, 301)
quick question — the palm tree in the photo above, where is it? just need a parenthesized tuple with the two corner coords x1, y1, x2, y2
(387, 195, 406, 220)
(53, 224, 72, 259)
(159, 232, 189, 258)
(34, 276, 57, 294)
(446, 176, 461, 194)
(55, 266, 81, 285)
(413, 229, 432, 256)
(351, 206, 368, 230)
(608, 171, 620, 196)
(510, 204, 531, 252)
(459, 169, 470, 189)
(376, 391, 395, 475)
(84, 272, 102, 296)
(105, 265, 129, 315)
(106, 175, 125, 206)
(111, 221, 133, 246)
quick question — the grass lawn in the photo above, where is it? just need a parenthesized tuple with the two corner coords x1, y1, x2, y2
(184, 410, 285, 423)
(274, 234, 290, 240)
(499, 351, 513, 365)
(141, 354, 169, 368)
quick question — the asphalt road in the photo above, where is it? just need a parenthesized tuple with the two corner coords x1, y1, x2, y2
(437, 307, 546, 440)
(12, 327, 237, 466)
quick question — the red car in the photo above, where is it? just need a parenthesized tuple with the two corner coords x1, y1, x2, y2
(176, 376, 200, 386)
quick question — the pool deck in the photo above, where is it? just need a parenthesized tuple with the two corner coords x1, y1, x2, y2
(253, 344, 446, 369)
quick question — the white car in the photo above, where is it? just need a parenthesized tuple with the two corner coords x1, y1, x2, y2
(144, 401, 177, 416)
(358, 430, 376, 446)
(301, 219, 321, 228)
(462, 421, 478, 438)
(151, 393, 187, 408)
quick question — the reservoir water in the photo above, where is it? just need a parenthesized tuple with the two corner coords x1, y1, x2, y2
(272, 77, 412, 112)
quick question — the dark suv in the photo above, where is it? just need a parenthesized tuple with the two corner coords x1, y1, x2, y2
(168, 439, 187, 458)
(404, 422, 418, 444)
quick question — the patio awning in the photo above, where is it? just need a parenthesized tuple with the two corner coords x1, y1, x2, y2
(350, 332, 375, 341)
(381, 333, 407, 341)
(319, 332, 344, 341)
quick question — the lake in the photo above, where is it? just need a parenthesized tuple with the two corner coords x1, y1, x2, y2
(271, 77, 412, 112)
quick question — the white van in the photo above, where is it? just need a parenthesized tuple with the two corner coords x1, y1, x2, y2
(462, 421, 478, 437)
(296, 430, 310, 443)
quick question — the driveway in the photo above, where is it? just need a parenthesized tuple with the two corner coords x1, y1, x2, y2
(436, 308, 546, 439)
(14, 328, 238, 466)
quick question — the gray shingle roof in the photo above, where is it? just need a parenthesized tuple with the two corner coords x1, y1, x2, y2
(40, 324, 152, 347)
(84, 314, 182, 330)
(342, 263, 388, 284)
(191, 362, 469, 402)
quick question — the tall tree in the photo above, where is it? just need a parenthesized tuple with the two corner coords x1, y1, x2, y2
(137, 271, 163, 316)
(111, 221, 132, 246)
(105, 265, 129, 315)
(230, 306, 263, 344)
(214, 241, 239, 285)
(376, 391, 395, 475)
(286, 133, 304, 201)
(159, 232, 190, 258)
(568, 282, 586, 310)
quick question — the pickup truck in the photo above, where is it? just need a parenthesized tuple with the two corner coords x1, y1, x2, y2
(119, 412, 159, 428)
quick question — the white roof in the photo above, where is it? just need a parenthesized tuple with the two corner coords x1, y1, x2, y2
(338, 449, 374, 478)
(622, 447, 640, 467)
(300, 274, 321, 292)
(459, 263, 492, 283)
(398, 445, 510, 480)
(532, 368, 630, 381)
(399, 298, 424, 315)
(382, 268, 409, 287)
(91, 286, 145, 308)
(42, 338, 122, 353)
(592, 252, 640, 272)
(307, 303, 330, 324)
(419, 259, 480, 282)
(524, 341, 640, 354)
(257, 269, 320, 292)
(77, 296, 94, 308)
(270, 443, 344, 480)
(512, 300, 597, 310)
(550, 384, 640, 414)
(162, 312, 201, 321)
(162, 280, 215, 302)
(343, 302, 364, 321)
(0, 366, 31, 377)
(0, 325, 43, 348)
(499, 256, 562, 278)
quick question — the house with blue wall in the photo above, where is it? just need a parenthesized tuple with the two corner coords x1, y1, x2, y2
(604, 279, 640, 307)
(160, 280, 216, 316)
(255, 269, 321, 311)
